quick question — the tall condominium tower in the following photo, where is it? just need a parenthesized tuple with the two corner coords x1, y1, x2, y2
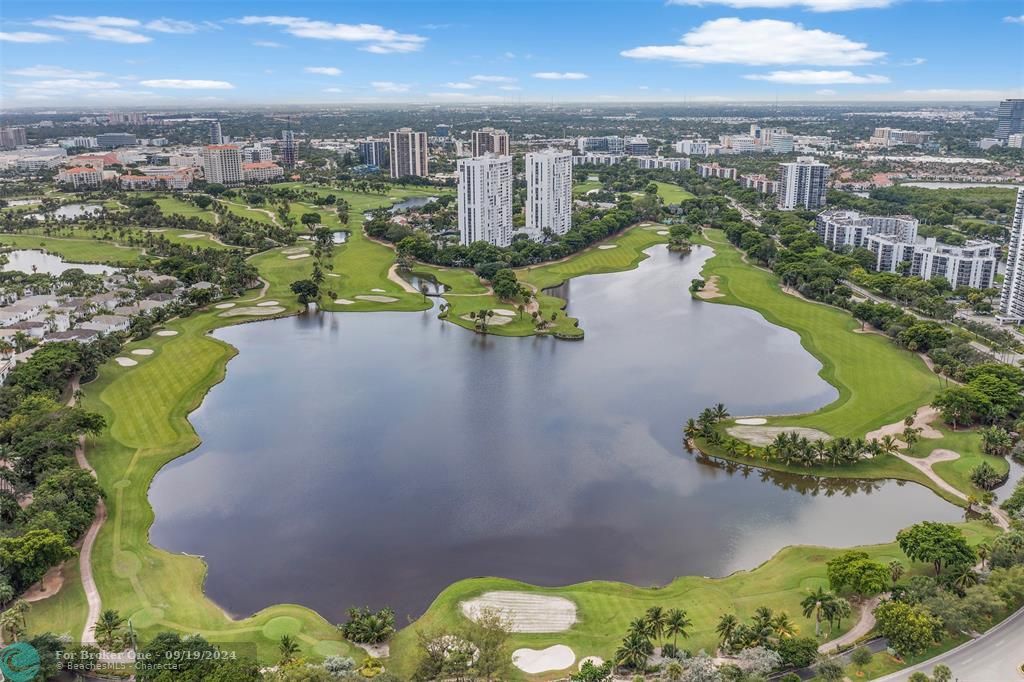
(281, 129, 297, 168)
(777, 156, 830, 211)
(471, 127, 510, 157)
(996, 99, 1024, 141)
(457, 154, 513, 247)
(525, 148, 573, 237)
(998, 188, 1024, 321)
(357, 139, 389, 167)
(388, 128, 429, 179)
(201, 145, 244, 185)
(209, 120, 223, 145)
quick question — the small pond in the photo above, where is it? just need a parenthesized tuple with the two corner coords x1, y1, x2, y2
(1, 249, 118, 276)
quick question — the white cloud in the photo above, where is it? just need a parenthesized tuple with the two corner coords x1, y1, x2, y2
(470, 74, 517, 83)
(745, 69, 889, 84)
(499, 85, 522, 91)
(443, 81, 476, 89)
(305, 66, 342, 76)
(533, 71, 588, 80)
(0, 31, 63, 43)
(253, 40, 282, 48)
(621, 18, 884, 66)
(237, 16, 426, 53)
(145, 18, 199, 34)
(26, 79, 122, 90)
(503, 51, 516, 59)
(7, 65, 104, 79)
(371, 81, 410, 93)
(667, 0, 892, 10)
(1004, 15, 1024, 24)
(816, 89, 838, 95)
(139, 79, 235, 89)
(32, 16, 151, 43)
(323, 87, 344, 93)
(902, 57, 926, 66)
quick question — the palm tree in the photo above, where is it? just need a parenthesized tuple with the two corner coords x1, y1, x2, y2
(278, 634, 300, 665)
(801, 588, 835, 637)
(715, 613, 739, 649)
(614, 631, 652, 672)
(664, 660, 684, 681)
(712, 403, 729, 421)
(644, 606, 666, 641)
(977, 542, 991, 570)
(771, 612, 797, 639)
(888, 560, 905, 586)
(952, 565, 978, 592)
(94, 609, 126, 650)
(878, 435, 900, 456)
(664, 608, 692, 649)
(683, 419, 700, 440)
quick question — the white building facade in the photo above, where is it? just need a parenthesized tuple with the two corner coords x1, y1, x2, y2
(525, 149, 573, 238)
(389, 128, 428, 179)
(778, 157, 830, 211)
(201, 144, 243, 185)
(457, 155, 514, 247)
(999, 188, 1024, 321)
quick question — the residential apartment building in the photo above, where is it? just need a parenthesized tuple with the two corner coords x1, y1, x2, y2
(998, 188, 1024, 321)
(96, 132, 137, 148)
(815, 210, 918, 250)
(696, 163, 737, 180)
(457, 154, 513, 247)
(525, 149, 573, 238)
(357, 138, 389, 167)
(777, 157, 830, 211)
(201, 144, 244, 185)
(635, 156, 690, 171)
(243, 161, 284, 183)
(996, 99, 1024, 141)
(572, 153, 624, 166)
(56, 166, 103, 189)
(209, 121, 223, 145)
(59, 136, 98, 150)
(674, 139, 711, 156)
(868, 127, 934, 148)
(389, 128, 429, 179)
(242, 144, 273, 163)
(0, 127, 28, 149)
(577, 136, 625, 154)
(471, 128, 510, 157)
(280, 129, 297, 168)
(739, 174, 779, 194)
(624, 136, 650, 156)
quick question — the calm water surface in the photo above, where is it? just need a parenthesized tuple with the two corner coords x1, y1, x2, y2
(1, 249, 118, 276)
(150, 245, 961, 622)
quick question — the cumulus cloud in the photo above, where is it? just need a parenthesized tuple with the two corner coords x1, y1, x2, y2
(253, 40, 282, 48)
(668, 0, 893, 10)
(371, 81, 410, 92)
(621, 18, 884, 66)
(744, 69, 889, 84)
(139, 79, 235, 89)
(470, 74, 517, 83)
(237, 16, 426, 53)
(323, 87, 344, 93)
(305, 66, 342, 76)
(145, 18, 199, 34)
(32, 16, 151, 43)
(443, 81, 476, 89)
(902, 57, 926, 66)
(7, 65, 104, 78)
(499, 85, 523, 91)
(0, 31, 63, 43)
(1004, 15, 1024, 24)
(533, 71, 588, 80)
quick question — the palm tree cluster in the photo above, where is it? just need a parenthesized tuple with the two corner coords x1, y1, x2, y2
(614, 606, 692, 672)
(715, 606, 797, 654)
(799, 588, 852, 638)
(979, 426, 1014, 456)
(338, 606, 396, 644)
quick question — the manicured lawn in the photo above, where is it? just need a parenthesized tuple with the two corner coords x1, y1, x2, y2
(390, 523, 999, 680)
(654, 181, 696, 204)
(906, 427, 1009, 498)
(155, 197, 217, 223)
(0, 233, 147, 266)
(572, 180, 602, 196)
(219, 198, 278, 225)
(135, 227, 234, 251)
(695, 229, 942, 438)
(24, 559, 87, 640)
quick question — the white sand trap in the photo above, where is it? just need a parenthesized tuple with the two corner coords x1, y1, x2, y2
(356, 295, 398, 303)
(460, 313, 512, 326)
(155, 330, 178, 337)
(579, 656, 604, 670)
(287, 254, 311, 260)
(492, 309, 516, 317)
(219, 306, 286, 317)
(282, 247, 308, 255)
(179, 233, 205, 239)
(257, 300, 280, 307)
(214, 303, 235, 309)
(371, 288, 386, 292)
(114, 357, 137, 367)
(462, 592, 578, 633)
(735, 417, 767, 425)
(327, 273, 341, 278)
(298, 235, 312, 240)
(726, 425, 830, 447)
(146, 229, 166, 233)
(334, 299, 355, 305)
(597, 244, 618, 250)
(131, 349, 154, 356)
(657, 230, 669, 235)
(513, 645, 575, 674)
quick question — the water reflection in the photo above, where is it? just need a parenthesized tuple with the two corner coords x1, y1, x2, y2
(26, 203, 103, 221)
(1, 249, 118, 276)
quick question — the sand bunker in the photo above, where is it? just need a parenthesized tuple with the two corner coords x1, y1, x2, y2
(598, 244, 618, 250)
(461, 592, 577, 633)
(657, 230, 669, 235)
(492, 309, 516, 317)
(356, 295, 398, 303)
(155, 330, 178, 337)
(282, 247, 308, 255)
(371, 288, 386, 292)
(214, 303, 235, 309)
(735, 417, 767, 426)
(327, 273, 341, 278)
(131, 349, 154, 356)
(513, 645, 575, 674)
(460, 313, 512, 326)
(114, 357, 137, 367)
(257, 300, 280, 307)
(179, 233, 205, 239)
(695, 275, 724, 300)
(287, 254, 310, 260)
(726, 425, 830, 447)
(219, 306, 286, 317)
(334, 299, 355, 305)
(866, 405, 943, 442)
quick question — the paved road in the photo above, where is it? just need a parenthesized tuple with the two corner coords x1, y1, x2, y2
(874, 604, 1024, 682)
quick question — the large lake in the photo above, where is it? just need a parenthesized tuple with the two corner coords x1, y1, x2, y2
(149, 245, 962, 622)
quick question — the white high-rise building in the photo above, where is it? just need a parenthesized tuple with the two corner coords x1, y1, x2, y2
(998, 188, 1024, 321)
(201, 144, 243, 185)
(389, 128, 428, 179)
(458, 154, 513, 247)
(778, 157, 830, 211)
(526, 149, 573, 238)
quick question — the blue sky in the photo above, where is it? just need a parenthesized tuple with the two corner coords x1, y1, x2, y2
(1, 0, 1022, 107)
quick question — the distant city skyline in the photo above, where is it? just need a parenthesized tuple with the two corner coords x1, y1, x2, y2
(1, 0, 1022, 107)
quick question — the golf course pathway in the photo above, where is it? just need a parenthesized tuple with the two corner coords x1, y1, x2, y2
(67, 377, 103, 645)
(818, 595, 882, 654)
(387, 264, 419, 294)
(895, 449, 1010, 530)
